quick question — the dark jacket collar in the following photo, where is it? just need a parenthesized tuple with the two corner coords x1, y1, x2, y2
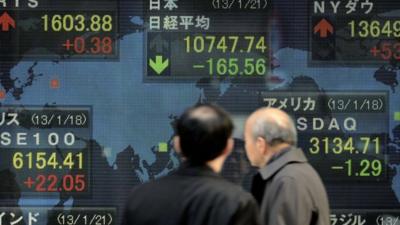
(175, 162, 221, 178)
(259, 146, 308, 180)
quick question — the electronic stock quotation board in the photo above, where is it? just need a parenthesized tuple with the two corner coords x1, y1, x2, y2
(0, 0, 399, 224)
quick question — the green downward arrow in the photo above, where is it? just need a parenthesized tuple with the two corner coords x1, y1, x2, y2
(149, 55, 169, 75)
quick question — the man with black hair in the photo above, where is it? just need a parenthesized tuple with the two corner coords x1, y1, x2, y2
(122, 104, 260, 225)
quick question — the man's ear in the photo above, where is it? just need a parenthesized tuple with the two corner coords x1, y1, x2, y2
(256, 137, 267, 155)
(222, 137, 234, 157)
(173, 136, 181, 155)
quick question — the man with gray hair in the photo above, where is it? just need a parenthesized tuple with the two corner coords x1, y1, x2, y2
(244, 107, 330, 225)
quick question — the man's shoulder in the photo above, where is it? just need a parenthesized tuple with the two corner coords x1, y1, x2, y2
(207, 176, 253, 199)
(194, 177, 257, 213)
(175, 172, 254, 202)
(275, 161, 320, 181)
(128, 172, 252, 201)
(123, 172, 259, 225)
(271, 161, 327, 198)
(125, 172, 257, 221)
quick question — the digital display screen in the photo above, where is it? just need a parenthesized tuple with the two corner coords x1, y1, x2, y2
(0, 0, 399, 224)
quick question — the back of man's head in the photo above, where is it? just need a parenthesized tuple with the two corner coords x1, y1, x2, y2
(175, 104, 234, 164)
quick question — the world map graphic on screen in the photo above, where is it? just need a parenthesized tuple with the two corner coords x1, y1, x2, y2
(0, 0, 399, 225)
